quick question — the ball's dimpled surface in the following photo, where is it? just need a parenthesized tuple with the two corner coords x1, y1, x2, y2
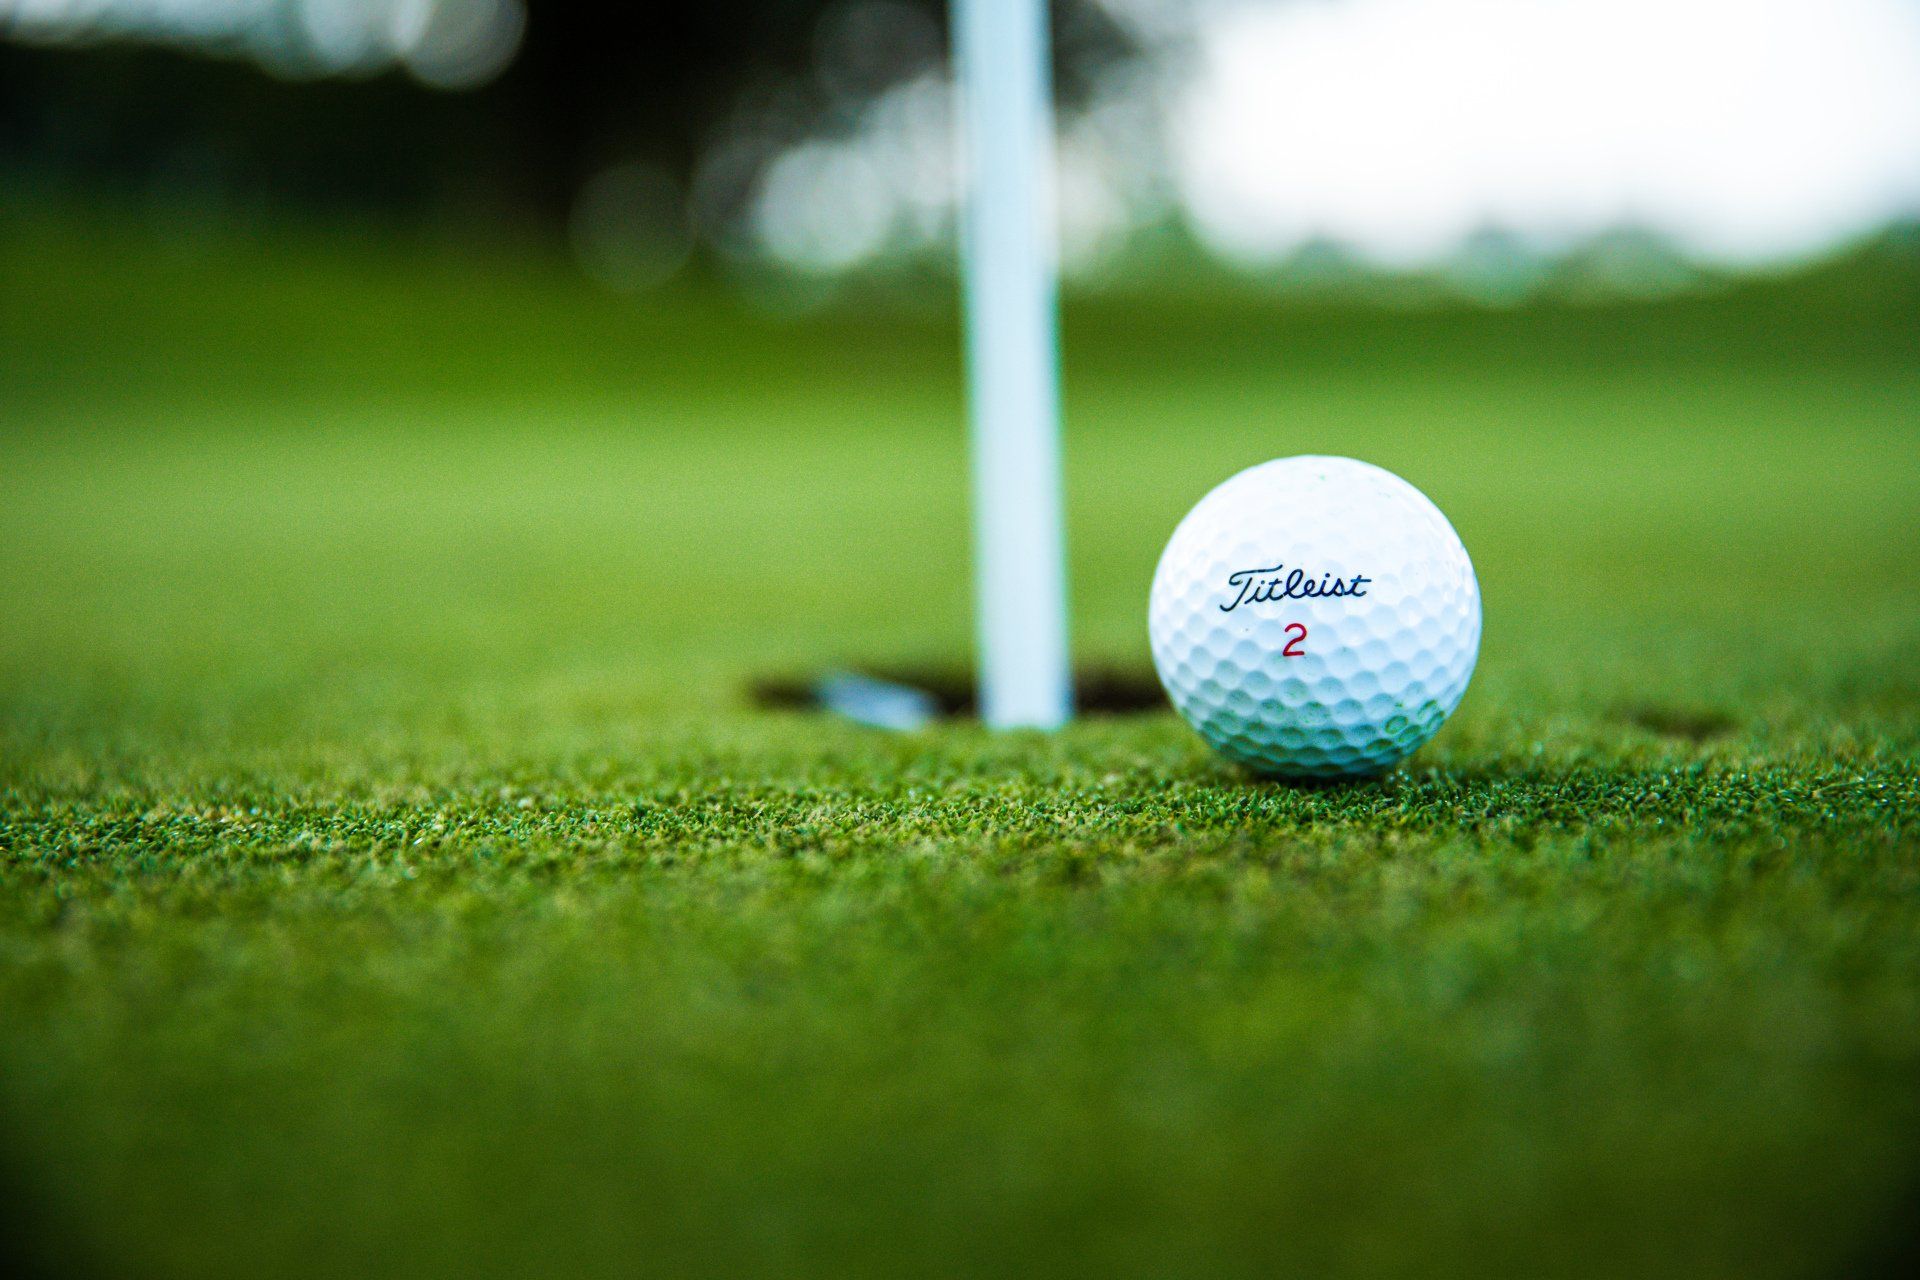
(1149, 456, 1480, 778)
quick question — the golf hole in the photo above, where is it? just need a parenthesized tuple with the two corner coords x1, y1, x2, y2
(751, 665, 1167, 728)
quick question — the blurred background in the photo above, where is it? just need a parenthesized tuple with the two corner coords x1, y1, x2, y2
(6, 0, 1920, 298)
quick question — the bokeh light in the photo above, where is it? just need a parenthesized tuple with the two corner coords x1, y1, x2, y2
(0, 0, 525, 87)
(568, 161, 693, 293)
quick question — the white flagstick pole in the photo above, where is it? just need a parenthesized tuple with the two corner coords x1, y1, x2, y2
(952, 0, 1072, 729)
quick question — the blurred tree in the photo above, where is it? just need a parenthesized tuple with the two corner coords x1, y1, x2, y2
(0, 2, 1130, 234)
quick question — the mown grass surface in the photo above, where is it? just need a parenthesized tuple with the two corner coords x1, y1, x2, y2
(3, 213, 1919, 1279)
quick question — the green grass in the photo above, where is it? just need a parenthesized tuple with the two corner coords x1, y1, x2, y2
(3, 211, 1919, 1279)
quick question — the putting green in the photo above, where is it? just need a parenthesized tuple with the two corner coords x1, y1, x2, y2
(3, 214, 1918, 1279)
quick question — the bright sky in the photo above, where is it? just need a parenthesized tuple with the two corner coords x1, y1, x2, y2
(1174, 0, 1920, 268)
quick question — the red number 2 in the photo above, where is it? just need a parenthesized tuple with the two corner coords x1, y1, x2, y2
(1282, 623, 1307, 658)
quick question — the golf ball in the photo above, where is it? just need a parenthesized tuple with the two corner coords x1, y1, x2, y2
(1149, 456, 1480, 779)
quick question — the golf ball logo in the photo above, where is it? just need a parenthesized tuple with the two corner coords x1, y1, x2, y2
(1221, 565, 1374, 612)
(1149, 456, 1480, 779)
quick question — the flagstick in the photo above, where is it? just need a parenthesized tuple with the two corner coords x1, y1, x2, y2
(952, 0, 1072, 729)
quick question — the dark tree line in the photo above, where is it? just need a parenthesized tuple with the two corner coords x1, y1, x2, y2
(0, 2, 1131, 228)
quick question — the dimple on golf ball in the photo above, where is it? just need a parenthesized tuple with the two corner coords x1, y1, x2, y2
(1149, 456, 1480, 779)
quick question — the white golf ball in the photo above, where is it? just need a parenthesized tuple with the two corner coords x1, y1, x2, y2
(1149, 456, 1480, 779)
